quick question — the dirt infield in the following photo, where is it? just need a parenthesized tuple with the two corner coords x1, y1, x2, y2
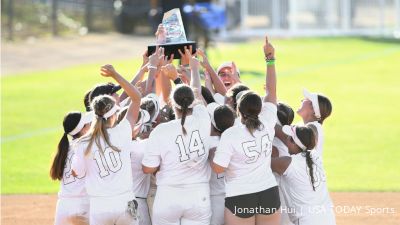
(1, 192, 399, 225)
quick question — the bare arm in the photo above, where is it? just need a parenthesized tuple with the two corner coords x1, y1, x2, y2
(197, 48, 227, 95)
(189, 55, 203, 103)
(275, 125, 291, 147)
(263, 36, 277, 105)
(120, 50, 149, 102)
(209, 147, 226, 174)
(146, 47, 165, 95)
(142, 165, 159, 174)
(100, 65, 141, 132)
(271, 156, 292, 175)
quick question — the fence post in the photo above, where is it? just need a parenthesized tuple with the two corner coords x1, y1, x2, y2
(85, 0, 93, 32)
(341, 0, 350, 32)
(379, 0, 385, 35)
(272, 0, 280, 30)
(289, 0, 297, 32)
(396, 0, 400, 30)
(51, 0, 58, 36)
(240, 0, 248, 29)
(7, 0, 14, 40)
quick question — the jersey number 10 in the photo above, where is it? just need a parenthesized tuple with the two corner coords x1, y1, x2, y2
(94, 147, 123, 178)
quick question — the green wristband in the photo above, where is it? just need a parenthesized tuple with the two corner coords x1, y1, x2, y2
(266, 60, 275, 66)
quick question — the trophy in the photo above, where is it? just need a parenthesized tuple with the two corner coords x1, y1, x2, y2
(148, 8, 196, 59)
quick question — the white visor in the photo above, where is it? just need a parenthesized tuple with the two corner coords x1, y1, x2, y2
(69, 112, 94, 136)
(103, 104, 120, 119)
(282, 125, 307, 151)
(207, 102, 221, 131)
(303, 89, 321, 119)
(216, 61, 240, 75)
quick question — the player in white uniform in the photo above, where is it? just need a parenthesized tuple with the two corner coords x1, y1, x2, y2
(207, 103, 236, 225)
(72, 64, 142, 225)
(211, 36, 281, 225)
(129, 139, 152, 225)
(271, 125, 336, 225)
(272, 103, 295, 225)
(51, 111, 93, 225)
(142, 54, 212, 225)
(276, 90, 332, 159)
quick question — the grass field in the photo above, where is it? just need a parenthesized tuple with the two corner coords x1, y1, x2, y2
(2, 37, 400, 194)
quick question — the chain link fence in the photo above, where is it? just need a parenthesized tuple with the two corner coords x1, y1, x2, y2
(1, 0, 114, 41)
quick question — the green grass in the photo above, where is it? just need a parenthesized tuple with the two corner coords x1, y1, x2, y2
(2, 37, 400, 194)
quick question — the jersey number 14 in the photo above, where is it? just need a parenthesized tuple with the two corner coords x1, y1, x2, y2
(176, 130, 206, 162)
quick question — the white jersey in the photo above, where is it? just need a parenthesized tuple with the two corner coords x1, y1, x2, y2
(142, 104, 211, 186)
(72, 118, 134, 197)
(279, 152, 334, 223)
(129, 139, 151, 198)
(209, 136, 225, 196)
(214, 102, 278, 197)
(58, 139, 87, 199)
(306, 121, 324, 157)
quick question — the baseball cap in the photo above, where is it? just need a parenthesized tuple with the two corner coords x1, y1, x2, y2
(216, 62, 240, 76)
(282, 125, 307, 151)
(69, 111, 94, 136)
(89, 82, 121, 103)
(303, 89, 321, 119)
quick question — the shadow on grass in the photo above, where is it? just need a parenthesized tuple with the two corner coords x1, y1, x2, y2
(359, 36, 400, 45)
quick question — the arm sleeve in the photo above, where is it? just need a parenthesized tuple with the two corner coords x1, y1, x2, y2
(141, 130, 161, 168)
(259, 102, 277, 129)
(213, 133, 233, 168)
(71, 144, 86, 177)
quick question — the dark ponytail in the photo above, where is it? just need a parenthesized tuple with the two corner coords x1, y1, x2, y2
(172, 84, 195, 136)
(238, 91, 263, 136)
(305, 151, 316, 191)
(50, 112, 81, 181)
(296, 126, 317, 191)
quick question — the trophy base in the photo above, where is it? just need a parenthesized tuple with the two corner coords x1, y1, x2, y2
(148, 41, 197, 59)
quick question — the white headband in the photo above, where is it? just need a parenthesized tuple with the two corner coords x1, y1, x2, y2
(102, 104, 120, 119)
(174, 101, 196, 110)
(69, 112, 94, 136)
(207, 102, 221, 131)
(283, 125, 307, 150)
(303, 89, 321, 119)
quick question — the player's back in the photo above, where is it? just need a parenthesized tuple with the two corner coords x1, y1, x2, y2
(58, 140, 87, 198)
(280, 152, 333, 221)
(145, 104, 211, 187)
(74, 118, 133, 197)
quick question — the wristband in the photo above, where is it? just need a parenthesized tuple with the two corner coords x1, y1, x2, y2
(182, 64, 190, 70)
(266, 59, 275, 66)
(148, 65, 158, 70)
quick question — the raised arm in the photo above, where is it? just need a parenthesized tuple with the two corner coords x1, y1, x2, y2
(120, 50, 149, 103)
(263, 36, 277, 105)
(188, 50, 203, 102)
(100, 65, 141, 132)
(271, 156, 292, 175)
(197, 48, 227, 96)
(146, 47, 165, 95)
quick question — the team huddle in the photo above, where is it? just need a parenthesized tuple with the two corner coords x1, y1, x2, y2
(50, 35, 335, 225)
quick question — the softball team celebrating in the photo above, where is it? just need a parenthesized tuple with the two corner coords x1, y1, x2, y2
(50, 33, 335, 225)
